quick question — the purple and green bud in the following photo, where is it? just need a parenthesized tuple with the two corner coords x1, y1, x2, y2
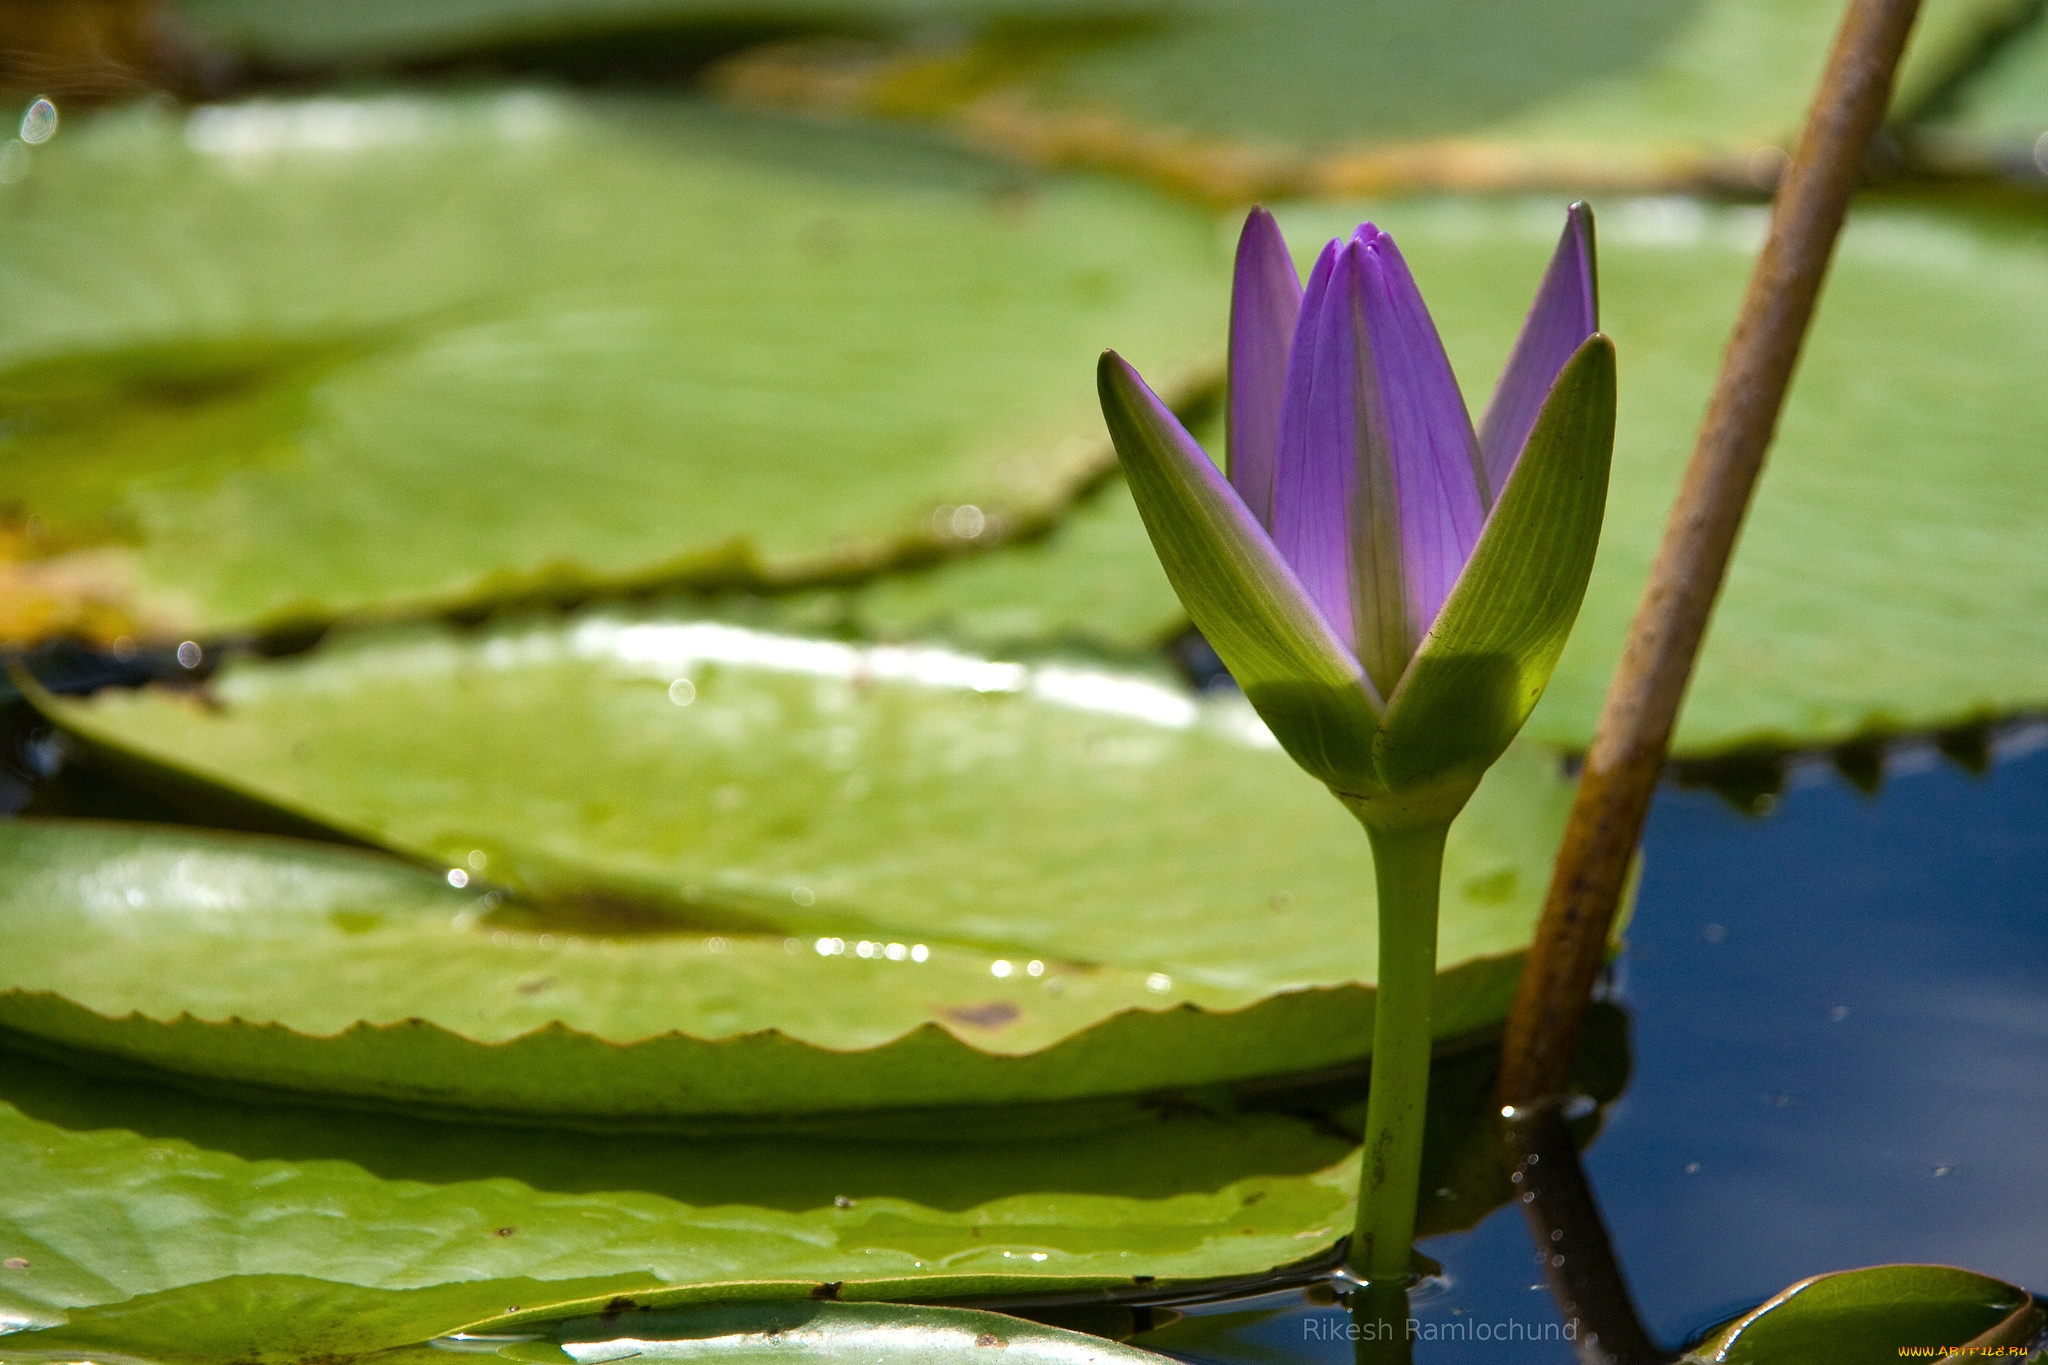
(1100, 204, 1614, 829)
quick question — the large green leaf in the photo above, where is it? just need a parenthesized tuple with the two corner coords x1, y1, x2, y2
(0, 90, 1223, 646)
(18, 619, 1576, 1112)
(0, 1006, 1626, 1347)
(1910, 7, 2048, 172)
(714, 0, 2015, 197)
(0, 1280, 1186, 1365)
(166, 0, 1103, 68)
(1680, 1264, 2044, 1363)
(809, 196, 2048, 756)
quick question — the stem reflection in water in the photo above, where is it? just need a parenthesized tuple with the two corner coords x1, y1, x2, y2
(1503, 1098, 1670, 1365)
(1350, 1276, 1415, 1365)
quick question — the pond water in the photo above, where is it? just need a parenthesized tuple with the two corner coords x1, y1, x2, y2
(1139, 727, 2048, 1362)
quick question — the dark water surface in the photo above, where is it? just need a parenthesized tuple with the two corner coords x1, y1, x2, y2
(1148, 729, 2048, 1363)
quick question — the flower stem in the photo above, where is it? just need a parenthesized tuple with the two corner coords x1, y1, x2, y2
(1349, 818, 1449, 1280)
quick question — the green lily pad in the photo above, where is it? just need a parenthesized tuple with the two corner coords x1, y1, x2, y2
(1681, 1264, 2044, 1363)
(0, 1281, 1188, 1365)
(17, 618, 1576, 1113)
(808, 196, 2048, 756)
(1910, 8, 2048, 174)
(0, 1004, 1627, 1349)
(0, 90, 1223, 647)
(714, 0, 2014, 198)
(510, 1301, 1182, 1365)
(166, 0, 1100, 69)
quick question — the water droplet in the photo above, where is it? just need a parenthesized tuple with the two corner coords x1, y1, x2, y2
(467, 850, 488, 871)
(1702, 923, 1727, 944)
(791, 886, 815, 906)
(668, 678, 696, 706)
(446, 868, 469, 888)
(1146, 972, 1171, 992)
(783, 938, 801, 953)
(1029, 1252, 1048, 1262)
(815, 937, 844, 956)
(1932, 1164, 1953, 1178)
(19, 99, 56, 146)
(1684, 1162, 1701, 1174)
(1025, 959, 1044, 977)
(1828, 1005, 1850, 1022)
(536, 934, 553, 949)
(1550, 1254, 1565, 1267)
(855, 941, 876, 959)
(949, 504, 986, 538)
(910, 944, 929, 962)
(176, 641, 203, 669)
(991, 959, 1013, 979)
(707, 936, 728, 953)
(834, 1194, 856, 1209)
(884, 942, 908, 961)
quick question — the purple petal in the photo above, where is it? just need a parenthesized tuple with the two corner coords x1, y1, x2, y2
(1477, 202, 1598, 500)
(1269, 238, 1357, 655)
(1350, 226, 1488, 693)
(1227, 207, 1303, 531)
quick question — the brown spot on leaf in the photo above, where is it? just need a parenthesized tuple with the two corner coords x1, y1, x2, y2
(3, 1257, 28, 1270)
(516, 975, 555, 996)
(975, 1334, 1005, 1348)
(810, 1281, 842, 1300)
(942, 1001, 1021, 1030)
(493, 1226, 516, 1237)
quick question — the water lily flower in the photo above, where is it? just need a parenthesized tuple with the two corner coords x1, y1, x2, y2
(1099, 204, 1613, 829)
(1096, 204, 1614, 1282)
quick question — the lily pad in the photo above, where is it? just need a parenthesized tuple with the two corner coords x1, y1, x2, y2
(802, 196, 2048, 756)
(1910, 8, 2048, 176)
(17, 618, 1576, 1113)
(509, 1301, 1182, 1365)
(0, 1008, 1627, 1348)
(0, 90, 1224, 647)
(166, 0, 1104, 69)
(713, 0, 2017, 199)
(1681, 1264, 2044, 1363)
(787, 472, 1191, 657)
(1, 1287, 1189, 1365)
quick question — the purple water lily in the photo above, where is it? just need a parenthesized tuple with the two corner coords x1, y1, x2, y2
(1227, 205, 1597, 702)
(1096, 204, 1615, 1282)
(1098, 205, 1613, 810)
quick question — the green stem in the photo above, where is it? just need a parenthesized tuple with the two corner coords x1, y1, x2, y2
(1348, 817, 1449, 1281)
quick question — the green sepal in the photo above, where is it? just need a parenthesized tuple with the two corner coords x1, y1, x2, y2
(1098, 351, 1381, 791)
(1372, 335, 1616, 804)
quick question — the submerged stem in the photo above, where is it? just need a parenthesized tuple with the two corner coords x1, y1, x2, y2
(1348, 818, 1448, 1280)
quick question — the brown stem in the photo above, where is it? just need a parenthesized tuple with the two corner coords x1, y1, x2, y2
(1497, 0, 1925, 1107)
